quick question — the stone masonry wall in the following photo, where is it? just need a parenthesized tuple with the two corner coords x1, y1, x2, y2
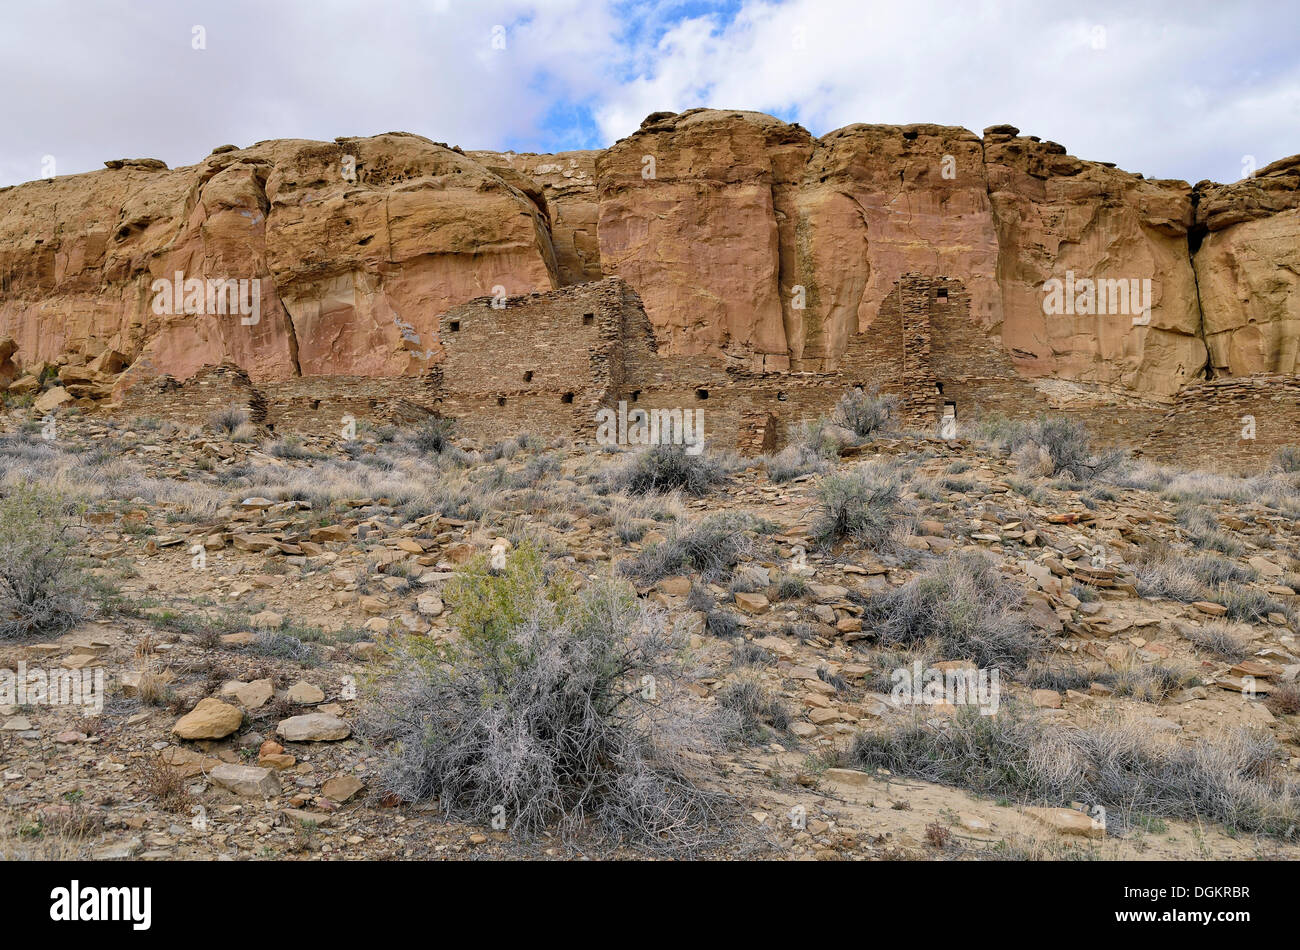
(116, 362, 267, 426)
(433, 278, 632, 442)
(1139, 375, 1300, 472)
(112, 276, 1295, 471)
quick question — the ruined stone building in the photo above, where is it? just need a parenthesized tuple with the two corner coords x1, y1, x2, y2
(429, 273, 1153, 454)
(114, 269, 1296, 473)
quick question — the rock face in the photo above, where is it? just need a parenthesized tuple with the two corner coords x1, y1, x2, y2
(469, 149, 602, 286)
(983, 126, 1204, 397)
(0, 133, 557, 397)
(596, 110, 805, 368)
(0, 110, 1295, 405)
(1192, 155, 1300, 377)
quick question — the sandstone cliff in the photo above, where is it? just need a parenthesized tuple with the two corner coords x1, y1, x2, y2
(0, 134, 557, 398)
(0, 109, 1295, 406)
(1192, 154, 1300, 378)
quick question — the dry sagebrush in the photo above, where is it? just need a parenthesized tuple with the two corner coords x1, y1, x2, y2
(0, 482, 90, 640)
(360, 547, 730, 853)
(864, 551, 1039, 669)
(852, 705, 1298, 838)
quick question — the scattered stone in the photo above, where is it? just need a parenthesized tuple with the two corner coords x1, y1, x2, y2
(34, 385, 73, 413)
(823, 768, 873, 788)
(92, 837, 142, 860)
(416, 591, 445, 617)
(1025, 806, 1105, 839)
(322, 775, 365, 803)
(1031, 689, 1062, 709)
(220, 678, 273, 709)
(250, 610, 284, 629)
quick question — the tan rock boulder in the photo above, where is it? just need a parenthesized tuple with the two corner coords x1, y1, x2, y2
(1025, 806, 1105, 838)
(287, 680, 325, 705)
(276, 713, 351, 742)
(209, 763, 280, 798)
(7, 374, 38, 395)
(0, 337, 17, 385)
(33, 386, 72, 413)
(322, 775, 365, 803)
(219, 678, 273, 709)
(172, 697, 244, 740)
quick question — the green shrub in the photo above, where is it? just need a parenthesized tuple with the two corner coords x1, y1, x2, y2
(443, 542, 551, 647)
(1187, 552, 1256, 587)
(1211, 584, 1292, 624)
(717, 677, 792, 744)
(811, 467, 902, 549)
(0, 483, 90, 639)
(1182, 622, 1248, 662)
(207, 406, 248, 434)
(1133, 545, 1204, 603)
(774, 574, 809, 600)
(1273, 446, 1300, 474)
(622, 511, 764, 583)
(267, 436, 318, 460)
(765, 442, 832, 483)
(1027, 417, 1125, 480)
(832, 386, 898, 439)
(851, 706, 1298, 837)
(412, 417, 456, 456)
(864, 551, 1037, 669)
(998, 415, 1124, 481)
(1177, 506, 1243, 555)
(614, 442, 728, 496)
(360, 549, 726, 852)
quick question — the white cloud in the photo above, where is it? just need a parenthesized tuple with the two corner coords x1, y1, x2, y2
(594, 0, 1300, 182)
(0, 0, 1294, 187)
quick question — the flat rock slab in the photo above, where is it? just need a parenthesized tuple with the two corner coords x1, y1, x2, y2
(277, 714, 351, 742)
(1025, 806, 1105, 838)
(210, 763, 280, 798)
(220, 678, 273, 709)
(322, 775, 365, 803)
(287, 680, 325, 705)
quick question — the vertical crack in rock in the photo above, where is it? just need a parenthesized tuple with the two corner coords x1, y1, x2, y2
(1187, 187, 1213, 380)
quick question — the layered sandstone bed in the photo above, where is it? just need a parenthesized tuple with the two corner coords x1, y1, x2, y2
(0, 109, 1295, 407)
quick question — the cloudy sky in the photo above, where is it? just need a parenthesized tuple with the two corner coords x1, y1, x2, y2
(1, 0, 1295, 188)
